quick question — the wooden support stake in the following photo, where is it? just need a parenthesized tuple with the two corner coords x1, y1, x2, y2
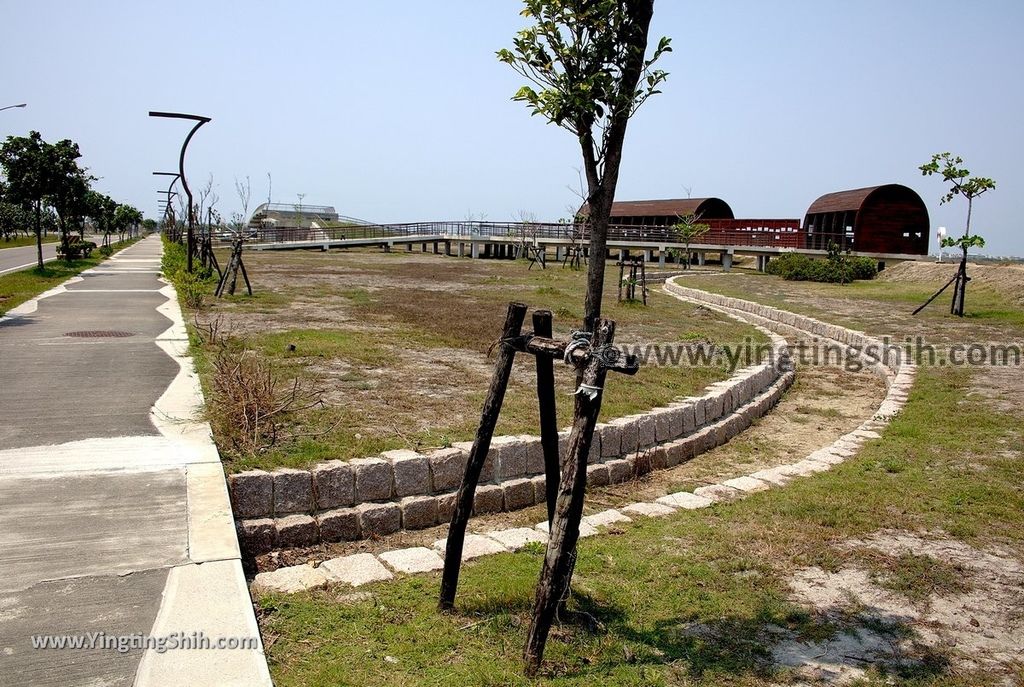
(438, 301, 528, 611)
(523, 318, 616, 676)
(532, 310, 560, 525)
(617, 261, 625, 302)
(640, 257, 647, 305)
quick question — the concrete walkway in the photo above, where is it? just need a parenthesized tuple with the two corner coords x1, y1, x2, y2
(0, 237, 271, 686)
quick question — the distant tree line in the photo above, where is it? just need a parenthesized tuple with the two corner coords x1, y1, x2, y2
(0, 130, 147, 267)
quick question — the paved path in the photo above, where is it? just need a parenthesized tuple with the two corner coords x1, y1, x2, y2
(0, 237, 271, 686)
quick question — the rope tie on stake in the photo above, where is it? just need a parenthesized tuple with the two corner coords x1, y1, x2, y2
(563, 330, 604, 399)
(562, 330, 592, 365)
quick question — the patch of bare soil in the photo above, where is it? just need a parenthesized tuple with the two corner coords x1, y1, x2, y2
(775, 530, 1024, 684)
(969, 365, 1024, 416)
(880, 261, 1024, 304)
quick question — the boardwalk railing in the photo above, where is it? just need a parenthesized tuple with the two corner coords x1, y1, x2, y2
(247, 219, 807, 250)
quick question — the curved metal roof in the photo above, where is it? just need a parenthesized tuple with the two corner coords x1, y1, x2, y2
(581, 197, 734, 220)
(805, 184, 922, 215)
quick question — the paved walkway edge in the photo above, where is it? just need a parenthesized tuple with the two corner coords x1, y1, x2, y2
(132, 258, 272, 685)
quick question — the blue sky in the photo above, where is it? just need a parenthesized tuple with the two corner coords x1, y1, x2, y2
(2, 1, 1021, 254)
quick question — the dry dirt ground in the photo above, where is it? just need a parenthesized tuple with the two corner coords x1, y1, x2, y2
(774, 530, 1023, 685)
(201, 248, 764, 471)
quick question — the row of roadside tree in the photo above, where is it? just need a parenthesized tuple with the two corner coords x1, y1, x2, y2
(0, 130, 152, 268)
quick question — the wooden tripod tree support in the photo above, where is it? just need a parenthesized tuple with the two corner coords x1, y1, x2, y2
(616, 255, 647, 305)
(912, 251, 970, 317)
(215, 236, 252, 298)
(436, 302, 639, 673)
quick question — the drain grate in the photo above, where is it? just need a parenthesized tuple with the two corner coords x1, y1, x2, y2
(64, 330, 136, 338)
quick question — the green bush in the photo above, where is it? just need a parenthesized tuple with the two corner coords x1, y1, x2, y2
(766, 250, 876, 284)
(56, 237, 97, 260)
(161, 236, 216, 308)
(848, 256, 879, 280)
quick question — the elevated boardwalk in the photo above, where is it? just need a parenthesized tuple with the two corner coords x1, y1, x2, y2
(245, 221, 925, 269)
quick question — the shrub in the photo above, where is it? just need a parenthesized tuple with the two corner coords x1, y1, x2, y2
(766, 251, 876, 284)
(177, 271, 209, 309)
(848, 256, 879, 280)
(161, 236, 216, 308)
(194, 320, 325, 456)
(57, 237, 97, 260)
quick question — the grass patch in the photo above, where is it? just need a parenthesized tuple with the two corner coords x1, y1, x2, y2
(0, 238, 140, 316)
(862, 552, 972, 603)
(259, 360, 1023, 686)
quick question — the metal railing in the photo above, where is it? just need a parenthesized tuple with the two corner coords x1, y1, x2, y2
(246, 219, 809, 250)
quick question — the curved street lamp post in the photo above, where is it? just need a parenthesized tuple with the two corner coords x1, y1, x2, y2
(149, 112, 211, 273)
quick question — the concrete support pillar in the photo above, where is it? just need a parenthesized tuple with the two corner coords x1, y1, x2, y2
(722, 252, 733, 271)
(658, 249, 666, 268)
(458, 242, 465, 258)
(763, 255, 771, 271)
(697, 252, 705, 266)
(433, 241, 439, 255)
(406, 242, 413, 252)
(444, 240, 451, 256)
(484, 243, 492, 258)
(556, 246, 564, 261)
(471, 243, 480, 259)
(620, 248, 628, 260)
(385, 242, 393, 253)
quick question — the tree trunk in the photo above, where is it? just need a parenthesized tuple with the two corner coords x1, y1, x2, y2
(523, 318, 616, 676)
(34, 201, 43, 269)
(577, 1, 654, 333)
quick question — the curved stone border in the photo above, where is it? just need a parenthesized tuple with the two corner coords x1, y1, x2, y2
(233, 319, 794, 553)
(251, 282, 913, 595)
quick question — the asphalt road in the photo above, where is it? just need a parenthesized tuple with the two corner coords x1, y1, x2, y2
(0, 241, 59, 274)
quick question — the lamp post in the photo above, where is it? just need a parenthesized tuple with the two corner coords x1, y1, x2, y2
(0, 103, 27, 112)
(149, 112, 211, 273)
(154, 171, 181, 240)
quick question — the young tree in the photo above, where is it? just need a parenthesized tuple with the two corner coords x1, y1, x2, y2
(45, 139, 92, 253)
(672, 212, 710, 269)
(86, 191, 118, 236)
(0, 131, 54, 268)
(498, 1, 669, 675)
(114, 204, 143, 240)
(919, 153, 996, 316)
(233, 175, 253, 237)
(0, 200, 30, 241)
(498, 0, 670, 333)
